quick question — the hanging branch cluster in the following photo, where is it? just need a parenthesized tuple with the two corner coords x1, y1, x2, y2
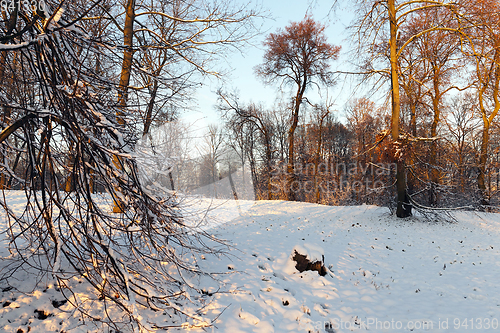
(0, 0, 227, 330)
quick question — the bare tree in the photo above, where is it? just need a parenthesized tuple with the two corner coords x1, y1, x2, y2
(0, 0, 259, 330)
(398, 7, 464, 206)
(348, 0, 461, 216)
(255, 15, 340, 201)
(218, 90, 275, 199)
(312, 102, 333, 203)
(198, 124, 225, 188)
(443, 93, 480, 194)
(458, 0, 500, 205)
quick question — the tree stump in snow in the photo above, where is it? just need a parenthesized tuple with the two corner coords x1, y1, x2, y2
(292, 250, 327, 276)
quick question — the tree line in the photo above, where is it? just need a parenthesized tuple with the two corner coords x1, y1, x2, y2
(213, 1, 500, 217)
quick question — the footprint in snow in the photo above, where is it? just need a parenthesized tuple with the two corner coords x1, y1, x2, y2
(273, 272, 287, 281)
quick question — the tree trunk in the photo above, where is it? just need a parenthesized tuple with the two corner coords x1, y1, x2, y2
(7, 141, 25, 188)
(0, 50, 11, 189)
(407, 101, 417, 197)
(396, 160, 411, 215)
(113, 0, 136, 213)
(227, 162, 238, 201)
(476, 47, 500, 206)
(0, 105, 11, 189)
(429, 78, 441, 206)
(389, 0, 401, 142)
(410, 100, 417, 137)
(287, 78, 306, 201)
(65, 160, 75, 192)
(389, 0, 411, 217)
(249, 150, 258, 200)
(264, 132, 273, 200)
(478, 124, 490, 205)
(141, 78, 177, 191)
(458, 145, 465, 193)
(143, 79, 159, 137)
(287, 108, 299, 201)
(117, 0, 136, 121)
(315, 111, 328, 203)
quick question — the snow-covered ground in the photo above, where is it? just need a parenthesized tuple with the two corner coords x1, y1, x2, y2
(1, 194, 500, 332)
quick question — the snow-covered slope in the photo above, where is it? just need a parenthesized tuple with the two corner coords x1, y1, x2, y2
(198, 201, 500, 332)
(1, 196, 500, 332)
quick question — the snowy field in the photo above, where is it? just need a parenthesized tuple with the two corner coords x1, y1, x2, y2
(1, 193, 500, 332)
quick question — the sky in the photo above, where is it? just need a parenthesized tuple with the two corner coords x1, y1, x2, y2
(180, 0, 355, 135)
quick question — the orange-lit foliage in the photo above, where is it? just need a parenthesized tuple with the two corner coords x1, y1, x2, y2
(257, 16, 341, 87)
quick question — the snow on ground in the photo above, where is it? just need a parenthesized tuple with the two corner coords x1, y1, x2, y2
(1, 193, 500, 332)
(195, 201, 500, 332)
